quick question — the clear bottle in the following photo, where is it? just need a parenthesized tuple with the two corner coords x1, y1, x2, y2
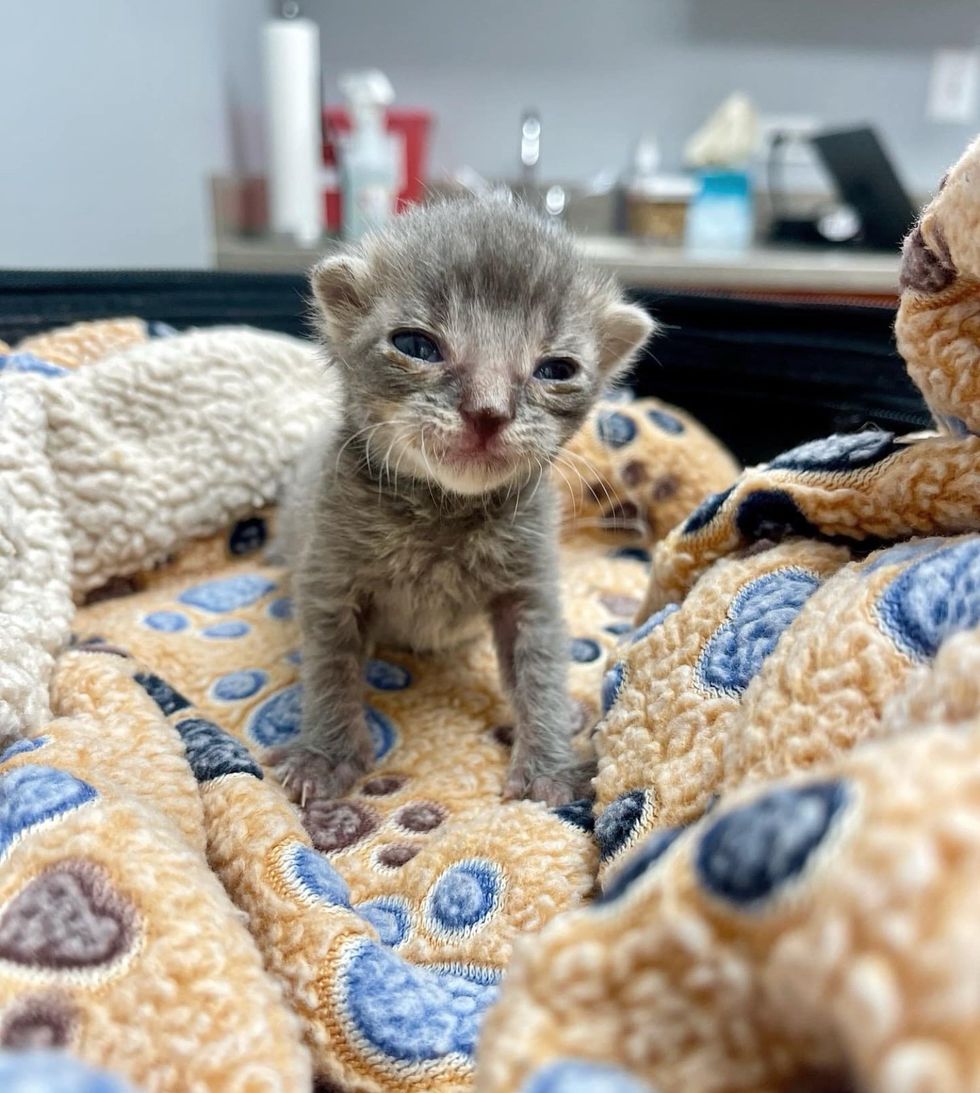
(338, 71, 398, 242)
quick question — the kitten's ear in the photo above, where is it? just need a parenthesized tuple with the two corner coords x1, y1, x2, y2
(310, 255, 372, 341)
(597, 301, 657, 380)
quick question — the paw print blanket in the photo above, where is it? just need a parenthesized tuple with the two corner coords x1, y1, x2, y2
(0, 311, 733, 1088)
(481, 138, 980, 1092)
(1, 130, 979, 1093)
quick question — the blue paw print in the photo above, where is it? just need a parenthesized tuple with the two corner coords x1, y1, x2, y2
(569, 638, 601, 663)
(142, 611, 188, 633)
(0, 737, 48, 763)
(598, 824, 685, 904)
(551, 798, 595, 833)
(133, 672, 191, 717)
(611, 547, 652, 565)
(734, 489, 816, 542)
(178, 574, 276, 613)
(364, 659, 412, 690)
(696, 781, 850, 906)
(596, 411, 637, 448)
(632, 602, 679, 644)
(356, 896, 411, 946)
(247, 684, 301, 747)
(876, 538, 980, 660)
(769, 431, 899, 474)
(248, 687, 398, 755)
(427, 860, 502, 935)
(0, 1050, 134, 1092)
(683, 486, 734, 535)
(283, 842, 351, 907)
(0, 353, 69, 378)
(211, 669, 267, 702)
(175, 718, 262, 782)
(0, 766, 98, 862)
(594, 790, 648, 862)
(365, 705, 398, 759)
(601, 662, 625, 714)
(863, 539, 946, 575)
(201, 620, 250, 639)
(267, 596, 293, 620)
(339, 939, 498, 1062)
(228, 517, 267, 557)
(646, 408, 685, 436)
(522, 1059, 656, 1092)
(696, 569, 820, 697)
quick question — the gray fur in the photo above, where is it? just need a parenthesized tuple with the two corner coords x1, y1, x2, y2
(270, 197, 654, 807)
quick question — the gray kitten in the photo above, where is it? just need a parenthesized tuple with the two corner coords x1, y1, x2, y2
(270, 197, 654, 808)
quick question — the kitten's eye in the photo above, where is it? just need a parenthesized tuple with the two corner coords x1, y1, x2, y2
(391, 329, 443, 363)
(533, 358, 579, 382)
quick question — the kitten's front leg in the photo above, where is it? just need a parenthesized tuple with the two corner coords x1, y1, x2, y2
(492, 589, 594, 807)
(267, 590, 374, 806)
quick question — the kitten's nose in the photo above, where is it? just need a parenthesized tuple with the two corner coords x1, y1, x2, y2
(461, 407, 511, 445)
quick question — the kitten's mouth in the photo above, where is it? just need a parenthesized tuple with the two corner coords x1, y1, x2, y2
(449, 447, 510, 468)
(442, 437, 515, 472)
(424, 435, 525, 493)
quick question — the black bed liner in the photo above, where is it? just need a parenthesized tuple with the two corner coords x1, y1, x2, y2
(0, 270, 928, 465)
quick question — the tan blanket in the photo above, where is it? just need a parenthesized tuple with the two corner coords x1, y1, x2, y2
(0, 314, 733, 1089)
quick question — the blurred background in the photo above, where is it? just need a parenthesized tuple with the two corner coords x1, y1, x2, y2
(2, 0, 978, 292)
(3, 0, 978, 460)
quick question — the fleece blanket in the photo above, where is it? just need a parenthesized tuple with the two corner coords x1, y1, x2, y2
(2, 127, 979, 1093)
(0, 307, 734, 1090)
(481, 139, 980, 1093)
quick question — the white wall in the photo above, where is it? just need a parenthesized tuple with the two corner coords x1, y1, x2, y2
(0, 0, 226, 268)
(2, 0, 978, 269)
(225, 0, 979, 194)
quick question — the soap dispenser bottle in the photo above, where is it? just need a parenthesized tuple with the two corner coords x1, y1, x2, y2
(338, 70, 398, 241)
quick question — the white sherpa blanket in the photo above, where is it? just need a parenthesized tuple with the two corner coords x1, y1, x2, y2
(0, 328, 335, 742)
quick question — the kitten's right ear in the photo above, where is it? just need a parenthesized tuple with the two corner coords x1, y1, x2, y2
(310, 255, 371, 342)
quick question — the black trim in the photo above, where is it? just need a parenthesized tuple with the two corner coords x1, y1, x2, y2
(0, 271, 929, 465)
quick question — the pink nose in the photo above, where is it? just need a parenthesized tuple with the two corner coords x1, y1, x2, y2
(461, 408, 510, 445)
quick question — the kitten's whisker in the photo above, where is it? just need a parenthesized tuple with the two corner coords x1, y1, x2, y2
(556, 450, 621, 523)
(392, 435, 410, 485)
(511, 461, 532, 522)
(573, 516, 647, 538)
(334, 421, 387, 476)
(550, 453, 592, 525)
(517, 458, 546, 520)
(417, 428, 443, 513)
(550, 460, 579, 513)
(380, 433, 401, 501)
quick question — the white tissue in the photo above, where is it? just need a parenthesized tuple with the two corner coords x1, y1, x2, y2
(684, 93, 759, 170)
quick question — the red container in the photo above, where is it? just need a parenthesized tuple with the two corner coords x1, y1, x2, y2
(322, 108, 433, 232)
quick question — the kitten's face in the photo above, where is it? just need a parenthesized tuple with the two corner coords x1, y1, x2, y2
(312, 199, 654, 495)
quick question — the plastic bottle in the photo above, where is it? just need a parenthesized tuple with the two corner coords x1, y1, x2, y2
(338, 70, 398, 242)
(684, 170, 754, 256)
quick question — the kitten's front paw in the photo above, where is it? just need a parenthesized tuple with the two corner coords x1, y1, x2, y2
(503, 754, 596, 808)
(266, 741, 372, 808)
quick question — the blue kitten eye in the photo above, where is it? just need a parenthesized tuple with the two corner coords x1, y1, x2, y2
(391, 329, 443, 363)
(534, 358, 579, 382)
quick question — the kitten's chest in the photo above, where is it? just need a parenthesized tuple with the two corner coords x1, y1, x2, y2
(361, 508, 530, 652)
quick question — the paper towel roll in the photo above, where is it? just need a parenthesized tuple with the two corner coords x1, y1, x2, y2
(263, 15, 322, 245)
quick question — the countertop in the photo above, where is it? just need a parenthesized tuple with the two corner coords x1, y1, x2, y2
(214, 233, 902, 297)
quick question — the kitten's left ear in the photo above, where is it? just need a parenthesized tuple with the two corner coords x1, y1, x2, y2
(597, 301, 657, 379)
